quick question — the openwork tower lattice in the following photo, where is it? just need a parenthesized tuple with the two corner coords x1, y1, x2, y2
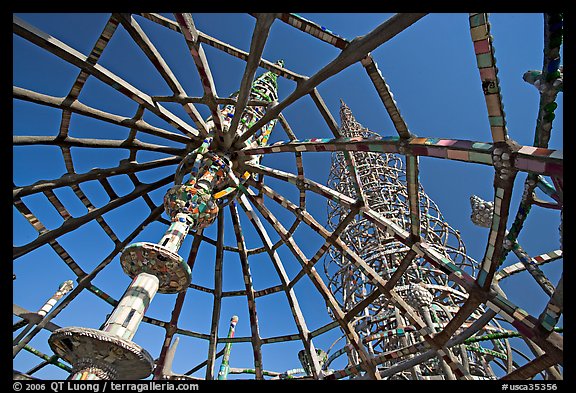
(324, 101, 509, 379)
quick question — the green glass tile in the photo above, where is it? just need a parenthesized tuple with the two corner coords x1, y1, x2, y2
(469, 151, 492, 164)
(489, 116, 504, 126)
(477, 269, 488, 286)
(469, 13, 487, 28)
(476, 53, 493, 68)
(472, 142, 493, 150)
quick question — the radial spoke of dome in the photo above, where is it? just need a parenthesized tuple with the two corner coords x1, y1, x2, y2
(310, 88, 366, 205)
(276, 113, 297, 140)
(234, 13, 427, 147)
(13, 16, 200, 140)
(153, 229, 204, 379)
(173, 13, 225, 141)
(14, 135, 185, 156)
(226, 13, 278, 147)
(476, 175, 516, 290)
(203, 211, 225, 380)
(17, 189, 91, 277)
(276, 13, 349, 49)
(57, 129, 126, 252)
(229, 202, 264, 379)
(14, 86, 192, 146)
(275, 113, 306, 209)
(13, 174, 173, 260)
(241, 189, 384, 380)
(236, 193, 324, 379)
(361, 54, 411, 138)
(137, 13, 305, 82)
(243, 161, 410, 246)
(13, 204, 165, 357)
(14, 156, 180, 199)
(115, 13, 209, 137)
(50, 239, 88, 278)
(58, 15, 120, 139)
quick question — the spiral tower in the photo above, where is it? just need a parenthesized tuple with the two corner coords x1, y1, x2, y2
(324, 101, 508, 379)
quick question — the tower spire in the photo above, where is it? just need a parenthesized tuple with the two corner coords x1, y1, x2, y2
(338, 99, 366, 138)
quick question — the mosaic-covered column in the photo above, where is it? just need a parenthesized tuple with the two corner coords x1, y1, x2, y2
(217, 315, 239, 380)
(47, 176, 222, 379)
(13, 280, 74, 341)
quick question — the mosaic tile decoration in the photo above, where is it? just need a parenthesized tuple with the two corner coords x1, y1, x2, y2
(469, 13, 508, 142)
(174, 13, 225, 136)
(476, 184, 514, 289)
(279, 13, 348, 49)
(495, 249, 562, 281)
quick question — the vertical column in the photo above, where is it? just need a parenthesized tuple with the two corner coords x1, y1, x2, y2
(101, 273, 160, 341)
(13, 280, 74, 344)
(159, 213, 192, 252)
(217, 315, 239, 380)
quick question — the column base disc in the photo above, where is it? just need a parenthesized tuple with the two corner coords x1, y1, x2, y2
(120, 242, 192, 294)
(48, 327, 154, 380)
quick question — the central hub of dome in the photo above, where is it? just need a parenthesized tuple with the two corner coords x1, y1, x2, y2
(166, 60, 284, 232)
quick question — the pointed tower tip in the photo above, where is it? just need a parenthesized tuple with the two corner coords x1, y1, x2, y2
(161, 336, 180, 377)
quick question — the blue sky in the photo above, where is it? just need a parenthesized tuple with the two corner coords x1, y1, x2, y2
(13, 13, 562, 379)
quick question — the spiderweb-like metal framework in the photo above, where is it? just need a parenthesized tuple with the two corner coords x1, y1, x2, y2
(13, 13, 562, 381)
